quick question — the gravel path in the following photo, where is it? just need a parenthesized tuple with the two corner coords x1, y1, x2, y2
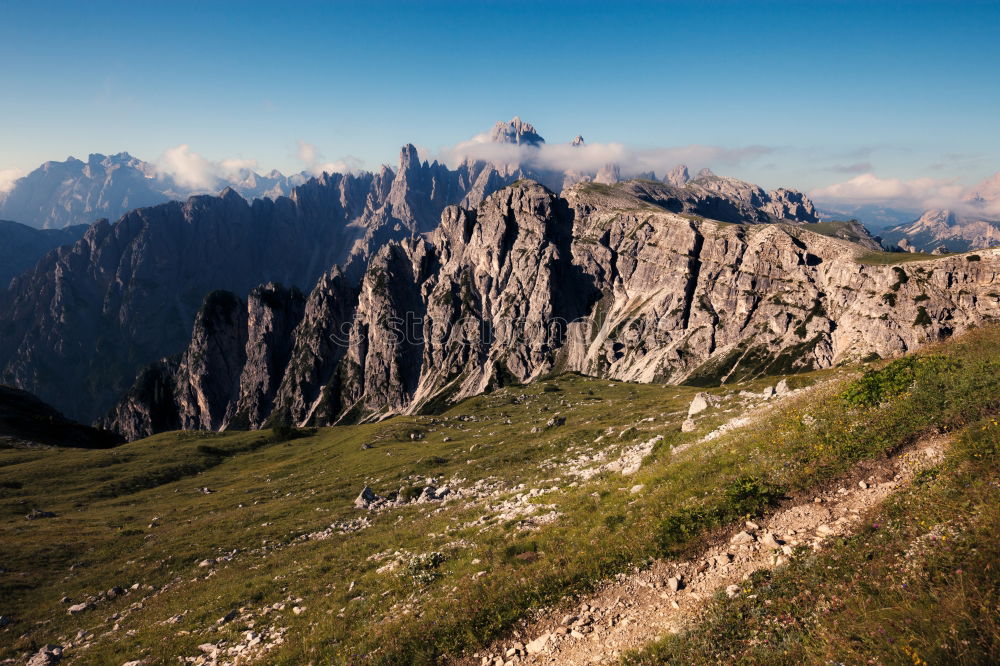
(463, 436, 949, 666)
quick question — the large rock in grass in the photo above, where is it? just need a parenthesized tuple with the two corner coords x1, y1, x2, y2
(687, 392, 715, 416)
(27, 645, 62, 666)
(354, 486, 380, 509)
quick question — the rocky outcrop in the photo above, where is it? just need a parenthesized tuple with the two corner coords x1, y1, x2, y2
(269, 268, 359, 426)
(227, 284, 306, 429)
(107, 180, 1000, 439)
(663, 165, 690, 187)
(686, 171, 820, 223)
(102, 284, 306, 438)
(174, 291, 249, 432)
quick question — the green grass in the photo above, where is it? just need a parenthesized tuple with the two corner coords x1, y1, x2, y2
(1, 328, 999, 664)
(623, 414, 1000, 666)
(793, 221, 874, 246)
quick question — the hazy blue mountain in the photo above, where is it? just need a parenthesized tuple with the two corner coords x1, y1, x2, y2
(0, 219, 88, 285)
(0, 152, 310, 229)
(815, 203, 923, 231)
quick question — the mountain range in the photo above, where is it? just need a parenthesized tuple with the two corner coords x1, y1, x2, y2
(102, 178, 999, 440)
(819, 172, 1000, 254)
(0, 152, 310, 230)
(877, 174, 1000, 253)
(2, 119, 998, 436)
(880, 208, 1000, 254)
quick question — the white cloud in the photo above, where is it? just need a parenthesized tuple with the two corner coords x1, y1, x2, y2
(156, 145, 225, 191)
(811, 171, 1000, 218)
(437, 135, 771, 178)
(297, 140, 320, 166)
(0, 168, 24, 194)
(155, 146, 267, 192)
(811, 173, 967, 210)
(218, 157, 259, 180)
(296, 140, 363, 176)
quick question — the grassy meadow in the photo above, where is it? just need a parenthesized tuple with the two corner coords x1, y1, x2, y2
(1, 326, 998, 665)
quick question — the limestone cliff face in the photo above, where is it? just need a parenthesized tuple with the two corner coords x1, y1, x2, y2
(269, 268, 359, 427)
(174, 290, 248, 432)
(102, 283, 305, 439)
(107, 180, 1000, 439)
(1, 120, 825, 425)
(226, 284, 306, 429)
(562, 187, 996, 386)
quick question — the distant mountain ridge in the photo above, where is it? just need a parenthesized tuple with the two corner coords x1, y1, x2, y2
(0, 384, 122, 448)
(0, 152, 311, 230)
(815, 203, 922, 230)
(881, 209, 1000, 254)
(0, 219, 87, 285)
(818, 171, 1000, 253)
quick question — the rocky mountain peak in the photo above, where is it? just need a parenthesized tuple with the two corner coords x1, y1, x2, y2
(572, 135, 585, 146)
(218, 186, 245, 203)
(489, 117, 545, 146)
(664, 164, 690, 187)
(398, 143, 422, 171)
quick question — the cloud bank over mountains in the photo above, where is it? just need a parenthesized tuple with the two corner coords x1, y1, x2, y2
(296, 141, 364, 177)
(1, 117, 996, 225)
(811, 171, 1000, 218)
(0, 168, 24, 194)
(436, 129, 772, 179)
(156, 145, 262, 191)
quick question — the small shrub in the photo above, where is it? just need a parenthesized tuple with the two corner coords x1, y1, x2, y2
(842, 357, 920, 407)
(405, 551, 445, 585)
(196, 444, 228, 457)
(655, 507, 712, 554)
(398, 485, 426, 502)
(656, 476, 783, 555)
(503, 540, 539, 560)
(966, 254, 981, 262)
(268, 410, 299, 441)
(914, 306, 932, 327)
(891, 266, 910, 290)
(722, 475, 784, 516)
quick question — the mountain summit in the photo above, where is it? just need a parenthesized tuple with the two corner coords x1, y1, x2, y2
(488, 116, 545, 146)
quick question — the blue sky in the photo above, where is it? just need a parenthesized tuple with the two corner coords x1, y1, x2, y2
(1, 0, 998, 206)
